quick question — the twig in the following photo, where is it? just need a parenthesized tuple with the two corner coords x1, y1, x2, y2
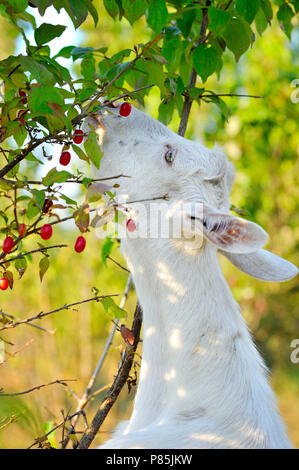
(111, 193, 169, 207)
(0, 339, 34, 364)
(103, 84, 154, 107)
(28, 410, 86, 449)
(201, 93, 264, 99)
(0, 174, 130, 187)
(0, 244, 68, 267)
(0, 379, 76, 397)
(61, 274, 132, 448)
(0, 294, 119, 331)
(105, 255, 130, 273)
(77, 301, 142, 449)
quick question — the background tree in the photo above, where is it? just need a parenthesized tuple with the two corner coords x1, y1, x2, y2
(0, 0, 298, 448)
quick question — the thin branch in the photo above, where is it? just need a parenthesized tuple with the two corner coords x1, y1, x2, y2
(105, 255, 130, 273)
(0, 131, 68, 179)
(78, 301, 142, 449)
(103, 84, 154, 107)
(201, 93, 264, 99)
(0, 379, 76, 397)
(0, 339, 34, 365)
(0, 244, 68, 267)
(0, 294, 119, 332)
(111, 193, 169, 207)
(0, 174, 130, 188)
(28, 410, 86, 449)
(61, 274, 132, 448)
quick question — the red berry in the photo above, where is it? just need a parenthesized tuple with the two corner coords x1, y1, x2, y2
(73, 129, 84, 144)
(74, 236, 86, 253)
(18, 223, 27, 237)
(3, 236, 14, 253)
(119, 102, 132, 117)
(40, 224, 53, 240)
(59, 151, 71, 166)
(126, 219, 136, 232)
(17, 110, 26, 123)
(0, 278, 9, 290)
(19, 90, 26, 97)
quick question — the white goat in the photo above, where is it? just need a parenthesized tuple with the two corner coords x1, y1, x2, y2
(87, 104, 298, 449)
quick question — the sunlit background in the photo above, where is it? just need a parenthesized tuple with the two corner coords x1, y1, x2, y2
(0, 4, 298, 448)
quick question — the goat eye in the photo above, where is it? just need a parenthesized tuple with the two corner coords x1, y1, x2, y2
(165, 149, 175, 164)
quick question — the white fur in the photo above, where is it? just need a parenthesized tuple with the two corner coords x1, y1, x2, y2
(86, 104, 297, 449)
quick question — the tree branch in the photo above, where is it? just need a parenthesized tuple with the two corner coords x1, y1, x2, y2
(0, 379, 76, 397)
(61, 274, 132, 448)
(178, 0, 211, 137)
(0, 294, 119, 332)
(0, 244, 68, 267)
(77, 301, 142, 449)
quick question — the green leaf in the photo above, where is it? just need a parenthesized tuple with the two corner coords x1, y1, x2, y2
(30, 0, 53, 16)
(18, 55, 55, 85)
(29, 86, 64, 115)
(64, 0, 88, 28)
(208, 7, 231, 35)
(81, 54, 96, 80)
(260, 0, 273, 20)
(101, 237, 114, 265)
(222, 18, 252, 61)
(26, 200, 40, 219)
(147, 0, 168, 32)
(15, 257, 27, 279)
(84, 131, 103, 169)
(53, 45, 76, 59)
(162, 35, 182, 74)
(5, 0, 27, 12)
(277, 3, 294, 39)
(13, 125, 27, 147)
(60, 193, 77, 206)
(177, 9, 195, 38)
(42, 421, 58, 448)
(192, 44, 219, 83)
(73, 204, 90, 233)
(42, 168, 72, 186)
(101, 297, 127, 320)
(39, 256, 49, 282)
(103, 0, 119, 19)
(255, 6, 268, 35)
(236, 0, 260, 24)
(78, 87, 97, 102)
(122, 0, 147, 25)
(31, 189, 45, 209)
(34, 23, 66, 46)
(158, 97, 175, 125)
(71, 46, 94, 61)
(83, 0, 99, 26)
(72, 144, 90, 163)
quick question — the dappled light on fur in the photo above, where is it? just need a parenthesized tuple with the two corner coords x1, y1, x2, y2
(94, 104, 296, 450)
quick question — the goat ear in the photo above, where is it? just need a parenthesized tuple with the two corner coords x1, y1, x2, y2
(195, 205, 268, 254)
(220, 249, 298, 282)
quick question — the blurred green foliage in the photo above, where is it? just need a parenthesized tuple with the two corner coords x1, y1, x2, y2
(0, 2, 298, 449)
